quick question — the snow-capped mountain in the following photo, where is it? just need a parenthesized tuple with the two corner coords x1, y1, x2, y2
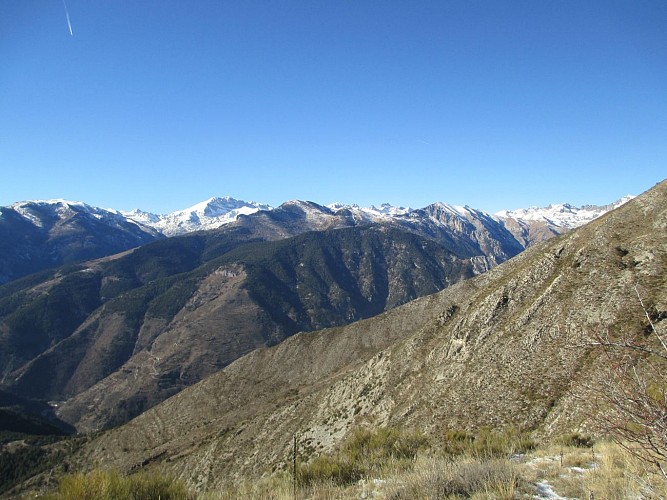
(495, 196, 634, 229)
(0, 199, 162, 284)
(0, 194, 632, 285)
(122, 194, 632, 237)
(5, 199, 160, 235)
(328, 202, 412, 221)
(124, 197, 272, 236)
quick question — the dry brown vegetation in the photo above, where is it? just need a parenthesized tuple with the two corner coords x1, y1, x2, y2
(586, 284, 667, 482)
(46, 427, 667, 499)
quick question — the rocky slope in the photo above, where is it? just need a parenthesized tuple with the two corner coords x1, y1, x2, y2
(74, 180, 666, 491)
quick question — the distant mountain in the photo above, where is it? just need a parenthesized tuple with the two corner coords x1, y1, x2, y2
(495, 196, 634, 228)
(123, 197, 272, 236)
(0, 195, 627, 286)
(71, 181, 667, 490)
(123, 195, 631, 236)
(0, 200, 162, 285)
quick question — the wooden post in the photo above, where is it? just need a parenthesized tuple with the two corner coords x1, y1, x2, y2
(293, 433, 298, 498)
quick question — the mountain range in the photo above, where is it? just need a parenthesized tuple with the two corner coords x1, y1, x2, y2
(67, 180, 666, 490)
(0, 200, 533, 431)
(0, 181, 662, 496)
(123, 195, 632, 236)
(0, 195, 629, 286)
(0, 193, 624, 432)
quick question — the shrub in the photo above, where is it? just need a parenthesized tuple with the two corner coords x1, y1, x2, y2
(298, 427, 428, 487)
(49, 469, 193, 500)
(387, 456, 519, 499)
(442, 426, 534, 458)
(554, 432, 595, 448)
(298, 455, 364, 486)
(342, 427, 428, 467)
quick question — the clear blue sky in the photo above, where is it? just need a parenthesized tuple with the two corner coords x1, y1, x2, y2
(2, 1, 666, 214)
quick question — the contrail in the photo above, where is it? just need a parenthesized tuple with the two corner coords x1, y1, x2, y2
(62, 0, 73, 36)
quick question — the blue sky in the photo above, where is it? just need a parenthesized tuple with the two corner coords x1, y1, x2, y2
(2, 1, 666, 214)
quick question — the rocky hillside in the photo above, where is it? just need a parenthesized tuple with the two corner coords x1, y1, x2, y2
(74, 180, 666, 491)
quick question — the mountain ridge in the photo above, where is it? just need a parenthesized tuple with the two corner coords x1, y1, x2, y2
(495, 195, 634, 228)
(5, 195, 633, 238)
(125, 195, 631, 236)
(0, 194, 628, 286)
(0, 200, 163, 285)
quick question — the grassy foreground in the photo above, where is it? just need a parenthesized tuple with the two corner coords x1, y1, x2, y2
(44, 427, 667, 499)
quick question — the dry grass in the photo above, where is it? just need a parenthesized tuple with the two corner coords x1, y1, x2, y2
(47, 432, 667, 499)
(386, 455, 519, 499)
(45, 469, 193, 500)
(297, 427, 427, 487)
(584, 441, 667, 499)
(516, 439, 667, 499)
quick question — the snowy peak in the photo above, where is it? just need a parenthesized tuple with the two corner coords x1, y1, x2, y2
(123, 197, 273, 236)
(0, 199, 163, 284)
(425, 202, 477, 219)
(122, 209, 161, 225)
(185, 196, 272, 218)
(11, 199, 103, 222)
(328, 202, 412, 221)
(495, 196, 634, 228)
(6, 199, 158, 235)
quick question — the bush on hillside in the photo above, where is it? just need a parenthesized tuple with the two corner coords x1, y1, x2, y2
(298, 427, 428, 486)
(443, 426, 534, 458)
(48, 469, 193, 500)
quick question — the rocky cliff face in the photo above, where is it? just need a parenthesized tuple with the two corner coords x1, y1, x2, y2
(75, 181, 667, 491)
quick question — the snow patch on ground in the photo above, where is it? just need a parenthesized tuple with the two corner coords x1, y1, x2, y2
(534, 480, 570, 499)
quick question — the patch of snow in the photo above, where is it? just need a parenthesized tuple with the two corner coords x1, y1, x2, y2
(11, 204, 44, 227)
(122, 209, 161, 225)
(534, 480, 569, 499)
